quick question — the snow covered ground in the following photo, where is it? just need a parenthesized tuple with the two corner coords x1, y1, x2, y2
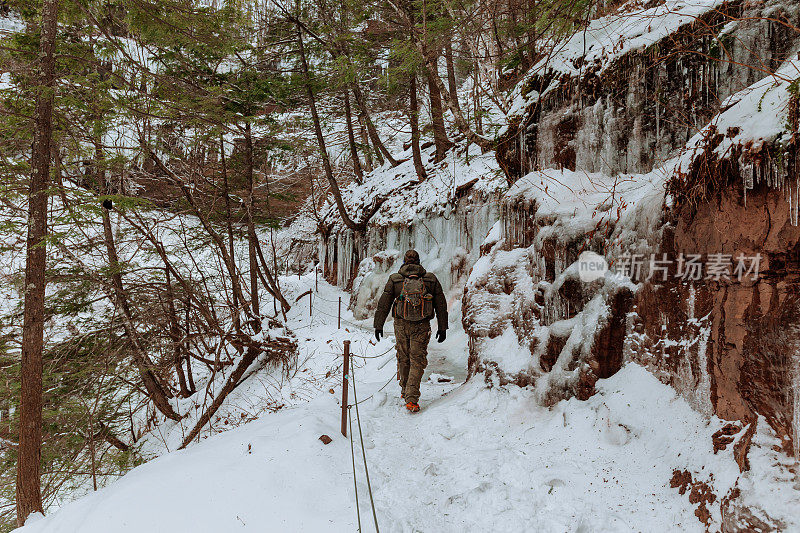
(17, 271, 797, 533)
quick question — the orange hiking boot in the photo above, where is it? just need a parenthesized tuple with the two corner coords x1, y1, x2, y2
(405, 402, 420, 413)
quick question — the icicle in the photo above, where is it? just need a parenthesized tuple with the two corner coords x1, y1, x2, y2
(793, 333, 800, 460)
(744, 180, 747, 207)
(794, 176, 799, 226)
(787, 171, 800, 228)
(695, 325, 713, 417)
(655, 91, 661, 143)
(743, 161, 755, 190)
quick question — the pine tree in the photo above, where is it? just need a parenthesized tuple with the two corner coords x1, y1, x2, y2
(16, 0, 58, 524)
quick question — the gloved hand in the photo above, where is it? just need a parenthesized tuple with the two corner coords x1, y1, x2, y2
(436, 330, 446, 343)
(375, 328, 383, 342)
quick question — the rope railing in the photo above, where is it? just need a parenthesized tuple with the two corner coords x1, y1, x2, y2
(310, 293, 342, 303)
(348, 374, 395, 407)
(309, 303, 367, 330)
(349, 358, 380, 533)
(348, 407, 363, 532)
(349, 345, 395, 360)
(339, 337, 392, 532)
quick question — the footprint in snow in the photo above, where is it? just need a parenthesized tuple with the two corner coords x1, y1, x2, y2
(446, 482, 493, 506)
(594, 403, 632, 446)
(374, 390, 389, 407)
(424, 463, 439, 476)
(545, 478, 566, 490)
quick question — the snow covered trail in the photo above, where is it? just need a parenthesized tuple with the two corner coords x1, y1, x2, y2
(17, 276, 751, 533)
(350, 354, 719, 533)
(357, 373, 710, 533)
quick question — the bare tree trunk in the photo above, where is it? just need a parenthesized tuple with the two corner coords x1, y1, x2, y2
(264, 173, 279, 318)
(351, 82, 398, 167)
(357, 113, 374, 171)
(296, 25, 364, 231)
(409, 72, 427, 179)
(17, 0, 57, 523)
(88, 415, 97, 491)
(244, 122, 260, 326)
(417, 0, 450, 163)
(184, 304, 195, 392)
(444, 39, 461, 115)
(97, 146, 181, 421)
(179, 348, 261, 449)
(343, 90, 363, 182)
(425, 59, 453, 162)
(165, 268, 191, 397)
(219, 134, 241, 333)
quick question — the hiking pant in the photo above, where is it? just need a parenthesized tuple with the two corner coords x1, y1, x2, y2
(394, 318, 431, 404)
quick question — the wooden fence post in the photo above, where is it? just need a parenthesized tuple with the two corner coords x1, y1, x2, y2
(341, 340, 350, 437)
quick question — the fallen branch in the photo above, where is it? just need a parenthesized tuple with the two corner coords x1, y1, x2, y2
(294, 289, 312, 302)
(179, 332, 297, 449)
(94, 423, 130, 452)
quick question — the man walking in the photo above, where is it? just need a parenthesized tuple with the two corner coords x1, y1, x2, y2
(374, 250, 448, 412)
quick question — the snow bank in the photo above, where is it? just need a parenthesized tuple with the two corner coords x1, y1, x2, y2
(15, 395, 358, 533)
(18, 347, 799, 532)
(506, 165, 668, 247)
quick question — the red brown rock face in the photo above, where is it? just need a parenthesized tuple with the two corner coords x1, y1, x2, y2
(633, 178, 800, 454)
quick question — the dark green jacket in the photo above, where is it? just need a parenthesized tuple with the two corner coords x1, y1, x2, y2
(373, 263, 448, 331)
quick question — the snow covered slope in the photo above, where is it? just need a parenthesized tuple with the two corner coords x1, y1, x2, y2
(16, 275, 798, 533)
